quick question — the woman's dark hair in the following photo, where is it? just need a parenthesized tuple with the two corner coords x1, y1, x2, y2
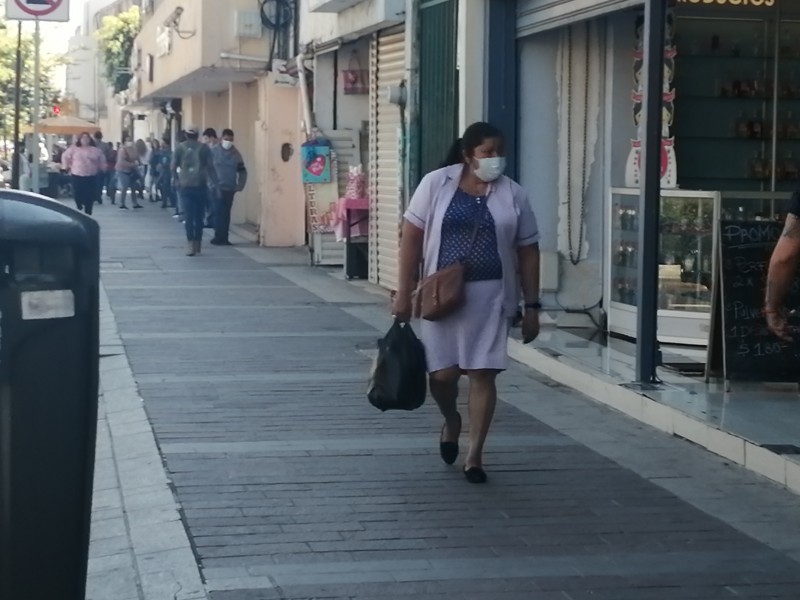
(77, 131, 95, 146)
(440, 122, 504, 168)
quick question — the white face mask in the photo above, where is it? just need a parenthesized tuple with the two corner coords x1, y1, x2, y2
(221, 140, 233, 150)
(125, 141, 133, 148)
(473, 156, 506, 183)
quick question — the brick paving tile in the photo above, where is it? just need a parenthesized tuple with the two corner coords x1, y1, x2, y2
(97, 206, 800, 599)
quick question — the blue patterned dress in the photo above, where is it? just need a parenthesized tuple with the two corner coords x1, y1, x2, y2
(422, 188, 509, 372)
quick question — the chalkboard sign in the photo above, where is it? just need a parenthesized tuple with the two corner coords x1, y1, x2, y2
(716, 220, 800, 382)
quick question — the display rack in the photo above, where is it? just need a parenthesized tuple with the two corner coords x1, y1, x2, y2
(674, 16, 800, 193)
(608, 188, 721, 346)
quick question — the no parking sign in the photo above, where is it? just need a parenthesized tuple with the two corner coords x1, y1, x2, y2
(6, 0, 70, 22)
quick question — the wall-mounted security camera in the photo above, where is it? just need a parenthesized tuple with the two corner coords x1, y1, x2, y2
(162, 7, 195, 39)
(163, 6, 184, 29)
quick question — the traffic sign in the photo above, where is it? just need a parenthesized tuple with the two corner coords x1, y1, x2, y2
(6, 0, 70, 23)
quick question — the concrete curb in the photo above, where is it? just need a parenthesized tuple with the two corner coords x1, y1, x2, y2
(507, 338, 800, 497)
(86, 284, 208, 600)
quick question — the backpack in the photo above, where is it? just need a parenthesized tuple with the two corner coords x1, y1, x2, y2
(177, 142, 207, 187)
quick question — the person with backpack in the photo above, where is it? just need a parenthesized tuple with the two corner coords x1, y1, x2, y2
(172, 127, 218, 256)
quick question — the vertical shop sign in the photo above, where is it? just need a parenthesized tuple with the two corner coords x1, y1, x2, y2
(625, 9, 678, 188)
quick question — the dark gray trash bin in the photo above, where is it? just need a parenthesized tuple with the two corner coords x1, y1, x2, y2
(0, 191, 100, 599)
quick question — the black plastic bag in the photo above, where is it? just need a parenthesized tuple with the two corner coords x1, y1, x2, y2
(367, 321, 427, 411)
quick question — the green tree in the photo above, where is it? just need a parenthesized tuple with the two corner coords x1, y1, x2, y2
(0, 20, 63, 146)
(96, 6, 141, 94)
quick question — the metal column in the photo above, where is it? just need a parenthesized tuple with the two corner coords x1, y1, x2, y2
(485, 0, 518, 181)
(636, 0, 666, 383)
(31, 19, 41, 194)
(11, 22, 22, 190)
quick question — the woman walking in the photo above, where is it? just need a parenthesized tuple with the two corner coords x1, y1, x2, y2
(116, 137, 143, 209)
(392, 122, 542, 484)
(61, 132, 106, 216)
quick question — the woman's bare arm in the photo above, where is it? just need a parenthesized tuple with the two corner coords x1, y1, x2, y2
(397, 220, 425, 297)
(517, 243, 541, 305)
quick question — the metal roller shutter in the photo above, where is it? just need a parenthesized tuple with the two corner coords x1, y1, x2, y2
(517, 0, 642, 37)
(368, 28, 406, 290)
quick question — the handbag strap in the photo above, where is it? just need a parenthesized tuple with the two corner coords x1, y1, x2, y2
(415, 193, 490, 283)
(461, 197, 490, 262)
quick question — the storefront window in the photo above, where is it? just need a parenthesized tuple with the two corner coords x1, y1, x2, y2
(674, 14, 800, 193)
(611, 189, 717, 313)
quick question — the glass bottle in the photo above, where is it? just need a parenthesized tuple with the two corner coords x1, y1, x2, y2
(786, 152, 799, 180)
(736, 111, 750, 138)
(750, 151, 766, 179)
(751, 111, 763, 138)
(787, 111, 798, 139)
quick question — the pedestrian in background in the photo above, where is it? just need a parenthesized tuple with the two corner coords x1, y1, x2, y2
(765, 199, 800, 339)
(93, 130, 113, 203)
(134, 138, 148, 202)
(156, 137, 175, 211)
(392, 122, 542, 484)
(116, 136, 143, 209)
(172, 127, 218, 256)
(147, 139, 161, 200)
(203, 128, 219, 228)
(61, 131, 106, 216)
(210, 128, 247, 246)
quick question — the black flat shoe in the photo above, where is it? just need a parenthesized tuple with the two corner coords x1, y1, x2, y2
(439, 414, 461, 465)
(463, 466, 488, 484)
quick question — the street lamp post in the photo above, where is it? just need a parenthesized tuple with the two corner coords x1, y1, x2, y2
(11, 21, 22, 190)
(31, 18, 41, 194)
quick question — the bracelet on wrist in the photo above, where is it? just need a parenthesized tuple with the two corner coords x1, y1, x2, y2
(524, 302, 542, 311)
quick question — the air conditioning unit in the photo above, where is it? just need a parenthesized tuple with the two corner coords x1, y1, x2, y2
(156, 26, 172, 57)
(234, 10, 262, 38)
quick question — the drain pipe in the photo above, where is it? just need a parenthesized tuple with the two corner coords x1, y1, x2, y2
(219, 52, 270, 63)
(296, 53, 313, 139)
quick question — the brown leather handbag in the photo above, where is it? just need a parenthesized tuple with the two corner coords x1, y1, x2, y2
(413, 201, 488, 322)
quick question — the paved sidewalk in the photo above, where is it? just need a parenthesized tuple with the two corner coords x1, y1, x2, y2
(91, 201, 800, 599)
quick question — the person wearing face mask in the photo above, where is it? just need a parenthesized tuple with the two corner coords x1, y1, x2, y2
(61, 132, 106, 215)
(209, 129, 247, 245)
(393, 122, 541, 484)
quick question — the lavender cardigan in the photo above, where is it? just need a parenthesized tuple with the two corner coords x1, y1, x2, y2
(404, 164, 540, 317)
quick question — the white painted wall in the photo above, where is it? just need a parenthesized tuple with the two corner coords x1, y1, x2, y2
(335, 39, 371, 131)
(299, 0, 406, 45)
(313, 53, 337, 130)
(65, 36, 100, 122)
(457, 0, 486, 132)
(518, 27, 605, 312)
(607, 12, 638, 188)
(313, 41, 370, 136)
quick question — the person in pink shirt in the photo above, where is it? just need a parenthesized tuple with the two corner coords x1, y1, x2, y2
(61, 132, 106, 215)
